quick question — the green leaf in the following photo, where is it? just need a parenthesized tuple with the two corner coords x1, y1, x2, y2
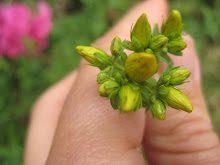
(108, 88, 120, 99)
(153, 24, 160, 36)
(110, 95, 119, 110)
(122, 40, 134, 51)
(134, 94, 142, 112)
(156, 52, 174, 75)
(120, 52, 128, 64)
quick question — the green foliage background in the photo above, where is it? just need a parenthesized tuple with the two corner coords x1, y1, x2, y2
(0, 0, 219, 164)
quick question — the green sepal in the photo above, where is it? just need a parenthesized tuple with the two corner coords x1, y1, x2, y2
(134, 94, 142, 112)
(122, 40, 134, 51)
(113, 72, 124, 84)
(94, 52, 111, 65)
(97, 67, 112, 84)
(108, 88, 120, 99)
(158, 86, 170, 96)
(153, 24, 159, 36)
(110, 95, 119, 110)
(142, 93, 153, 113)
(120, 52, 128, 64)
(132, 36, 144, 52)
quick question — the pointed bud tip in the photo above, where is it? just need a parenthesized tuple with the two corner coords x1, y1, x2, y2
(170, 10, 181, 17)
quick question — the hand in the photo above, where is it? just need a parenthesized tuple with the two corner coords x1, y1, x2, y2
(24, 0, 220, 164)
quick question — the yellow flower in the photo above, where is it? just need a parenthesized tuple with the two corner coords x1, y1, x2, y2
(125, 53, 157, 82)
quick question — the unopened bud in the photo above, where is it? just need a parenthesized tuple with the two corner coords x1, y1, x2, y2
(159, 86, 193, 112)
(98, 80, 120, 97)
(162, 10, 182, 39)
(168, 68, 191, 85)
(145, 48, 153, 54)
(97, 67, 111, 84)
(113, 72, 124, 84)
(131, 13, 151, 50)
(76, 46, 110, 68)
(125, 53, 157, 82)
(149, 35, 168, 52)
(162, 75, 170, 86)
(110, 36, 122, 56)
(119, 84, 141, 112)
(168, 41, 187, 55)
(150, 99, 166, 120)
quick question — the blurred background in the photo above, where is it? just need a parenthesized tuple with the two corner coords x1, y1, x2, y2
(0, 0, 219, 164)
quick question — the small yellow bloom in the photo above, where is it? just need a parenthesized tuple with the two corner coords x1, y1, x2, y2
(125, 53, 157, 82)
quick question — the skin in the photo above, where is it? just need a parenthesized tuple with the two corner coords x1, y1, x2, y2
(24, 0, 220, 164)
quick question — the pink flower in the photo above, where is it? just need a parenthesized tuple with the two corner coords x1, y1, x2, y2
(29, 1, 53, 50)
(0, 1, 52, 58)
(0, 3, 31, 58)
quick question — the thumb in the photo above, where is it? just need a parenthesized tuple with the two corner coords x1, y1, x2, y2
(143, 35, 220, 165)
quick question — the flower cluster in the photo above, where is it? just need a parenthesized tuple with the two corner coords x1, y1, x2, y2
(0, 1, 52, 58)
(76, 10, 193, 120)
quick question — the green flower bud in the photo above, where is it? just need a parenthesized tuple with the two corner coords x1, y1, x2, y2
(159, 86, 193, 112)
(145, 48, 153, 54)
(168, 68, 191, 85)
(131, 13, 151, 50)
(76, 46, 110, 68)
(119, 84, 141, 112)
(97, 67, 112, 84)
(98, 80, 120, 97)
(150, 99, 166, 120)
(162, 75, 171, 86)
(162, 10, 182, 39)
(168, 41, 187, 56)
(125, 53, 157, 82)
(149, 35, 168, 52)
(113, 72, 124, 84)
(110, 36, 122, 56)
